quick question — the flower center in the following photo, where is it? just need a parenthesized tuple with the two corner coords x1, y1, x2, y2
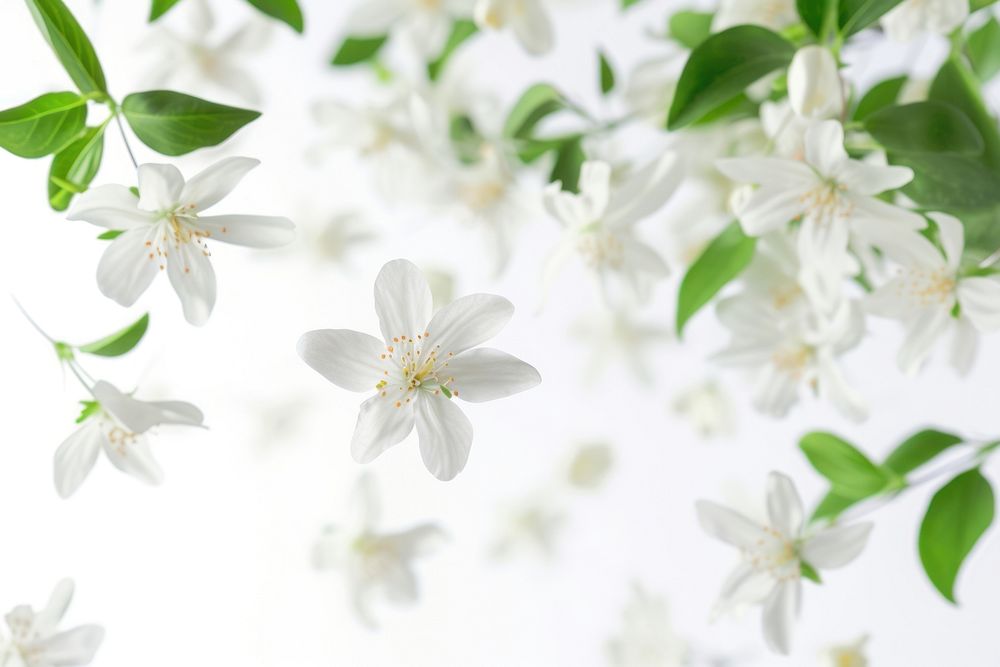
(772, 344, 813, 378)
(375, 332, 457, 407)
(460, 180, 506, 210)
(894, 266, 956, 306)
(143, 206, 213, 273)
(576, 230, 625, 269)
(800, 181, 853, 227)
(744, 525, 799, 581)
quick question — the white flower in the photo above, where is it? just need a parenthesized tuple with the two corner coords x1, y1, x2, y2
(0, 580, 103, 667)
(881, 0, 969, 41)
(313, 474, 444, 628)
(819, 635, 869, 667)
(605, 583, 688, 667)
(54, 381, 204, 498)
(696, 472, 873, 655)
(566, 442, 614, 490)
(297, 259, 540, 481)
(312, 211, 378, 267)
(344, 0, 475, 54)
(489, 499, 566, 560)
(474, 0, 554, 55)
(868, 212, 1000, 375)
(760, 99, 810, 160)
(787, 46, 844, 119)
(713, 0, 797, 32)
(717, 120, 924, 311)
(543, 157, 679, 303)
(671, 379, 737, 438)
(68, 158, 295, 325)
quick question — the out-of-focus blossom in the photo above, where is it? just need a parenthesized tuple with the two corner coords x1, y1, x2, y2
(760, 99, 810, 160)
(671, 379, 737, 439)
(570, 309, 672, 384)
(713, 0, 798, 32)
(0, 579, 103, 667)
(624, 55, 679, 127)
(787, 46, 844, 119)
(490, 498, 567, 560)
(881, 0, 969, 41)
(605, 583, 688, 667)
(566, 442, 614, 490)
(313, 474, 445, 628)
(697, 472, 873, 654)
(312, 211, 378, 267)
(344, 0, 476, 54)
(819, 635, 869, 667)
(474, 0, 554, 55)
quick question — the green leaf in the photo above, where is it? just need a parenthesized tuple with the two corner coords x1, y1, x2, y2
(667, 26, 795, 130)
(77, 313, 149, 357)
(503, 83, 567, 141)
(797, 0, 833, 36)
(24, 0, 108, 95)
(598, 50, 615, 95)
(149, 0, 183, 21)
(331, 35, 388, 66)
(449, 115, 483, 164)
(668, 10, 713, 49)
(884, 429, 964, 476)
(122, 90, 260, 156)
(800, 561, 823, 583)
(75, 399, 100, 423)
(972, 0, 999, 10)
(97, 229, 123, 240)
(838, 0, 907, 37)
(851, 75, 907, 121)
(48, 124, 105, 211)
(621, 0, 643, 7)
(812, 490, 864, 521)
(894, 153, 1000, 210)
(0, 92, 87, 158)
(427, 20, 477, 81)
(968, 18, 1000, 82)
(919, 468, 995, 602)
(676, 222, 756, 335)
(549, 137, 586, 192)
(244, 0, 303, 32)
(799, 432, 892, 497)
(866, 101, 984, 155)
(929, 57, 1000, 172)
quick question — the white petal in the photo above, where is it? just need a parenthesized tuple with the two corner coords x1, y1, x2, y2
(374, 259, 433, 343)
(101, 433, 164, 485)
(28, 625, 104, 665)
(717, 563, 778, 609)
(390, 523, 447, 557)
(801, 522, 873, 569)
(425, 293, 514, 356)
(92, 381, 200, 433)
(804, 120, 847, 178)
(54, 421, 103, 499)
(605, 152, 681, 229)
(950, 316, 979, 375)
(715, 156, 816, 188)
(144, 400, 204, 426)
(137, 163, 183, 211)
(348, 472, 381, 530)
(350, 395, 416, 464)
(166, 240, 217, 326)
(838, 161, 913, 196)
(735, 185, 809, 236)
(415, 393, 473, 481)
(35, 579, 74, 633)
(695, 500, 764, 550)
(787, 45, 843, 119)
(751, 363, 800, 418)
(897, 306, 951, 375)
(195, 214, 295, 248)
(297, 329, 386, 392)
(67, 185, 153, 230)
(578, 161, 611, 218)
(543, 183, 592, 227)
(958, 277, 1000, 332)
(179, 157, 260, 212)
(928, 212, 965, 270)
(766, 472, 803, 537)
(817, 349, 869, 421)
(444, 348, 540, 402)
(344, 0, 407, 35)
(761, 580, 800, 655)
(96, 226, 161, 307)
(511, 0, 554, 55)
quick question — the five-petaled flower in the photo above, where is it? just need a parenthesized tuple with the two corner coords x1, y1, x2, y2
(298, 258, 541, 481)
(0, 579, 103, 667)
(68, 157, 295, 325)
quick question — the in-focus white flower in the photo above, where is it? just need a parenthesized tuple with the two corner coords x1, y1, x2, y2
(474, 0, 554, 55)
(819, 635, 869, 667)
(68, 158, 295, 325)
(787, 46, 844, 119)
(717, 120, 924, 311)
(881, 0, 969, 41)
(605, 583, 688, 667)
(0, 579, 103, 667)
(868, 212, 1000, 375)
(344, 0, 475, 54)
(696, 472, 873, 655)
(713, 0, 797, 32)
(671, 379, 737, 438)
(313, 474, 444, 628)
(54, 381, 204, 498)
(543, 157, 679, 303)
(298, 259, 540, 481)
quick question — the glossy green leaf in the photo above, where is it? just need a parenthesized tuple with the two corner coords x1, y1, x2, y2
(676, 222, 756, 335)
(48, 124, 105, 211)
(428, 20, 477, 81)
(549, 137, 586, 192)
(851, 75, 907, 121)
(245, 0, 303, 32)
(812, 490, 866, 521)
(122, 90, 260, 156)
(797, 0, 833, 36)
(149, 0, 183, 21)
(929, 57, 1000, 172)
(77, 313, 149, 357)
(894, 153, 1000, 211)
(0, 92, 87, 158)
(667, 26, 794, 130)
(884, 429, 964, 476)
(331, 35, 388, 66)
(838, 0, 906, 37)
(866, 101, 984, 155)
(919, 468, 994, 602)
(668, 10, 713, 49)
(968, 18, 1000, 82)
(97, 229, 123, 240)
(503, 83, 566, 140)
(25, 0, 108, 94)
(800, 432, 892, 497)
(599, 50, 615, 95)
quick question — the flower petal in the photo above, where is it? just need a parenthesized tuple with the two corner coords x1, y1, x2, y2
(715, 156, 815, 188)
(67, 185, 153, 230)
(511, 0, 554, 55)
(444, 348, 540, 402)
(415, 393, 473, 481)
(166, 240, 217, 326)
(766, 472, 803, 537)
(804, 119, 847, 178)
(950, 316, 979, 375)
(28, 625, 104, 665)
(578, 161, 611, 219)
(958, 276, 1000, 332)
(717, 563, 777, 610)
(761, 580, 800, 655)
(297, 329, 386, 392)
(144, 400, 204, 426)
(695, 500, 764, 549)
(350, 395, 416, 464)
(96, 225, 161, 307)
(101, 433, 164, 486)
(92, 381, 200, 433)
(179, 156, 260, 211)
(817, 349, 869, 421)
(897, 306, 951, 375)
(425, 294, 514, 356)
(348, 472, 381, 531)
(838, 161, 913, 196)
(928, 212, 965, 270)
(605, 152, 681, 229)
(54, 421, 104, 499)
(137, 163, 183, 211)
(36, 579, 74, 633)
(735, 185, 809, 236)
(787, 45, 844, 119)
(374, 259, 433, 344)
(196, 214, 295, 248)
(801, 522, 872, 569)
(344, 0, 407, 35)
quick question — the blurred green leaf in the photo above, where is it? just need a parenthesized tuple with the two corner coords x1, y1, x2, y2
(866, 101, 984, 155)
(800, 432, 893, 497)
(852, 75, 907, 121)
(668, 10, 713, 49)
(838, 0, 906, 37)
(884, 429, 964, 476)
(245, 0, 303, 32)
(676, 222, 756, 336)
(149, 0, 183, 21)
(331, 35, 388, 66)
(428, 20, 477, 81)
(968, 18, 1000, 82)
(598, 50, 615, 95)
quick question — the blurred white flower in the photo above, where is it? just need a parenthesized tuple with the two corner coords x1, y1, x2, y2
(881, 0, 969, 41)
(474, 0, 554, 54)
(868, 212, 1000, 375)
(0, 580, 103, 667)
(787, 46, 844, 119)
(312, 211, 378, 267)
(344, 0, 475, 54)
(566, 442, 614, 490)
(713, 0, 797, 32)
(68, 158, 295, 325)
(671, 379, 736, 439)
(54, 380, 203, 498)
(490, 498, 567, 560)
(605, 583, 688, 667)
(298, 259, 540, 480)
(570, 309, 672, 383)
(760, 99, 810, 160)
(696, 472, 873, 655)
(543, 157, 680, 303)
(624, 55, 680, 127)
(819, 635, 869, 667)
(313, 474, 445, 628)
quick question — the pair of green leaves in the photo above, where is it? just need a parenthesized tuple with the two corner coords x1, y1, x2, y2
(503, 83, 586, 191)
(150, 0, 304, 33)
(797, 0, 907, 38)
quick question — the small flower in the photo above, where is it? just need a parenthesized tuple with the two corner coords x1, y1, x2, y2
(605, 583, 688, 667)
(570, 308, 672, 384)
(312, 211, 378, 267)
(54, 381, 204, 498)
(297, 259, 540, 480)
(881, 0, 969, 41)
(0, 579, 103, 667)
(489, 499, 566, 561)
(712, 0, 797, 32)
(313, 474, 445, 628)
(819, 635, 869, 667)
(566, 442, 614, 490)
(344, 0, 475, 54)
(787, 46, 844, 120)
(696, 472, 873, 655)
(68, 158, 295, 325)
(671, 379, 737, 439)
(867, 212, 1000, 375)
(474, 0, 554, 55)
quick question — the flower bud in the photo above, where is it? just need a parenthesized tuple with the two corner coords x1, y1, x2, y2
(787, 46, 844, 119)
